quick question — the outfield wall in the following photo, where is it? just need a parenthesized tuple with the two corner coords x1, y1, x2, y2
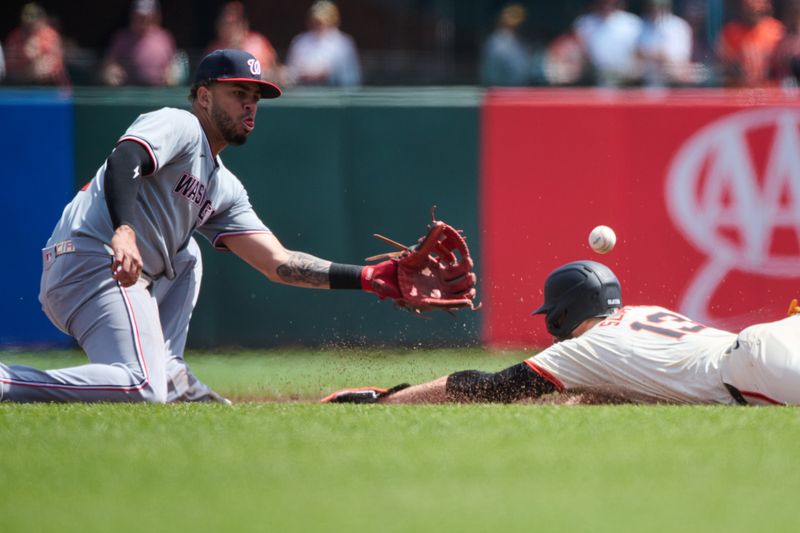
(1, 90, 75, 347)
(3, 87, 799, 349)
(482, 89, 800, 346)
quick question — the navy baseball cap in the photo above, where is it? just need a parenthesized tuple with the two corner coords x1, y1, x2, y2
(194, 49, 282, 99)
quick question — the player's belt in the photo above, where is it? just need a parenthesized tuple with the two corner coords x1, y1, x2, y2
(42, 240, 76, 266)
(724, 383, 748, 405)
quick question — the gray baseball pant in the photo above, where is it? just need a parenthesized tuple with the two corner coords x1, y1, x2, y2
(0, 237, 219, 403)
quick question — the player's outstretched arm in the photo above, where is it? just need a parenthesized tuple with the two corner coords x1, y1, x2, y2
(323, 363, 556, 404)
(222, 232, 336, 288)
(222, 232, 380, 292)
(379, 376, 450, 403)
(221, 225, 477, 312)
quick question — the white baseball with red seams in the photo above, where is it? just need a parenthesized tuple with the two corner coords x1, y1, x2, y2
(589, 225, 616, 254)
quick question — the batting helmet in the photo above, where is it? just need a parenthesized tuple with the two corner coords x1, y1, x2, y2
(531, 260, 622, 339)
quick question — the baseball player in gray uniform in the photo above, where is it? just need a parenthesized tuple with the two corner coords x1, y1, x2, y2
(324, 261, 800, 406)
(0, 49, 441, 403)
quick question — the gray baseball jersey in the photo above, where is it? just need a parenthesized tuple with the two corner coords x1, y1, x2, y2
(1, 107, 268, 402)
(48, 107, 270, 279)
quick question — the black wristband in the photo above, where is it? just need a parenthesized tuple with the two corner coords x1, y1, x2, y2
(329, 263, 363, 290)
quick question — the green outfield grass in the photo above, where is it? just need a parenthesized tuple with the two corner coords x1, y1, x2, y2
(1, 349, 799, 533)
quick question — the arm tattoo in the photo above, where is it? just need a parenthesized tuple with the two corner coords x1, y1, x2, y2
(276, 251, 330, 287)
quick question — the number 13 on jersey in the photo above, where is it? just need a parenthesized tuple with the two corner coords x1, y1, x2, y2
(630, 311, 707, 339)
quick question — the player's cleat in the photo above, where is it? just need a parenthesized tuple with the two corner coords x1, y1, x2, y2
(191, 390, 233, 405)
(320, 383, 410, 404)
(208, 391, 233, 405)
(788, 298, 800, 317)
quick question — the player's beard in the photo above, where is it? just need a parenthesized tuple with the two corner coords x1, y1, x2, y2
(211, 105, 249, 146)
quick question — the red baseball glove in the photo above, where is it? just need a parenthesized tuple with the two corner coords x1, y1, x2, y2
(360, 214, 479, 313)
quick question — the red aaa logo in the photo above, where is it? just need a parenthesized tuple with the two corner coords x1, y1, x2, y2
(666, 108, 800, 325)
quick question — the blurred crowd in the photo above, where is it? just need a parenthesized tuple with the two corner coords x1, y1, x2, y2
(2, 0, 800, 90)
(0, 0, 360, 89)
(485, 0, 800, 88)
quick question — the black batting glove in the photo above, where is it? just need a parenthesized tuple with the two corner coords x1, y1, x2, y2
(320, 383, 410, 404)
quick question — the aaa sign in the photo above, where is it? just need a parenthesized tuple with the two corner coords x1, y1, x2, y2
(481, 89, 800, 347)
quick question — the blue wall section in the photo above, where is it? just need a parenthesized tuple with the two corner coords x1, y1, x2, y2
(0, 90, 74, 347)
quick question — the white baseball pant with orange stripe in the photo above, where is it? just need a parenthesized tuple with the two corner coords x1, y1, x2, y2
(721, 314, 800, 405)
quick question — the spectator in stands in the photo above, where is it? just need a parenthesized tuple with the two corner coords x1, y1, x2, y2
(286, 1, 361, 87)
(770, 0, 800, 86)
(207, 1, 281, 83)
(101, 0, 176, 86)
(480, 3, 532, 86)
(4, 3, 69, 86)
(573, 0, 643, 87)
(717, 0, 784, 87)
(682, 0, 718, 85)
(636, 0, 693, 87)
(542, 30, 590, 86)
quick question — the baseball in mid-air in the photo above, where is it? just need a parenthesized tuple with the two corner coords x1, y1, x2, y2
(588, 225, 616, 254)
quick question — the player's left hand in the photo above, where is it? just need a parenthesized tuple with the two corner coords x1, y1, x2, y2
(110, 225, 143, 287)
(320, 383, 410, 403)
